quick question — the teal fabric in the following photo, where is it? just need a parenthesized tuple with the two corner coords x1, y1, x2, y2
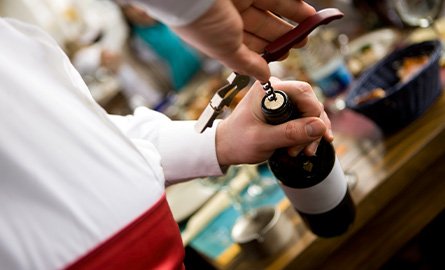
(189, 183, 285, 259)
(186, 165, 286, 259)
(133, 23, 202, 91)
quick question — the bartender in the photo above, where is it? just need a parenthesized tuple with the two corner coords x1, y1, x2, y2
(0, 0, 331, 269)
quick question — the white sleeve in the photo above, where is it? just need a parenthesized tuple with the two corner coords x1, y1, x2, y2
(128, 0, 215, 26)
(108, 107, 224, 184)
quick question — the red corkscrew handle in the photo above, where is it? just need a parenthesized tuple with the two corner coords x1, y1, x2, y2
(262, 8, 344, 63)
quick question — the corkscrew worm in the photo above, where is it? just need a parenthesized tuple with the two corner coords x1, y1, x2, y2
(262, 81, 277, 101)
(195, 8, 344, 133)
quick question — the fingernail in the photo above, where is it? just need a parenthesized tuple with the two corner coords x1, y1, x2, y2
(327, 128, 334, 140)
(307, 141, 319, 156)
(288, 147, 300, 157)
(305, 120, 325, 138)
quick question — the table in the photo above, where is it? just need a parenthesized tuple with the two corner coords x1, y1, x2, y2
(290, 92, 445, 270)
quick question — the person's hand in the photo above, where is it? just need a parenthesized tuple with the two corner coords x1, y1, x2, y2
(171, 0, 316, 83)
(215, 77, 333, 166)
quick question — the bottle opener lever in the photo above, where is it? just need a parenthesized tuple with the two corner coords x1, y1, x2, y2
(195, 73, 250, 133)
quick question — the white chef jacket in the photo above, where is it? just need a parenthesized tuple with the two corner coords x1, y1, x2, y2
(0, 13, 222, 270)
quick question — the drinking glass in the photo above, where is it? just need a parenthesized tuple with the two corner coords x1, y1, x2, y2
(394, 0, 444, 29)
(394, 0, 444, 61)
(199, 165, 258, 215)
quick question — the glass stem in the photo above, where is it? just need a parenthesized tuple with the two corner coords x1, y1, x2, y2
(226, 187, 250, 216)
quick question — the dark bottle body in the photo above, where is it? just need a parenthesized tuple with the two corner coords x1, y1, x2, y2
(262, 90, 355, 238)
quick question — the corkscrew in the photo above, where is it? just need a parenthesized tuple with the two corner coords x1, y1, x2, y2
(262, 81, 277, 101)
(195, 8, 344, 133)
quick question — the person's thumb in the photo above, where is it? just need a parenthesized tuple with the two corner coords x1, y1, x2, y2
(266, 117, 326, 154)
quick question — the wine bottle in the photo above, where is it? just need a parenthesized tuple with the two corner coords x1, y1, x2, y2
(261, 90, 355, 237)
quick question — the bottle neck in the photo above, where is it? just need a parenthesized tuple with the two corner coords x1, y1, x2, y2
(261, 90, 300, 125)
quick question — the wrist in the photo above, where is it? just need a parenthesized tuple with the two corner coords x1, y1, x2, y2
(215, 119, 232, 167)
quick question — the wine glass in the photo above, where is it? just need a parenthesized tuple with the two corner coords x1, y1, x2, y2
(199, 165, 257, 215)
(199, 164, 282, 217)
(394, 0, 444, 29)
(394, 0, 444, 62)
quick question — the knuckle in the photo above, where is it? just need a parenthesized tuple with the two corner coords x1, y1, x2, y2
(319, 101, 325, 112)
(284, 121, 305, 141)
(315, 101, 324, 116)
(298, 81, 313, 94)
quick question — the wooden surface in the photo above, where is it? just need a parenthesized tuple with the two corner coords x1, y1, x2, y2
(214, 88, 445, 270)
(284, 90, 445, 270)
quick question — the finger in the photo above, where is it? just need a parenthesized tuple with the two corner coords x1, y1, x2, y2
(240, 7, 309, 50)
(243, 32, 295, 61)
(268, 79, 323, 118)
(264, 117, 327, 151)
(320, 110, 334, 141)
(253, 0, 317, 23)
(287, 145, 306, 157)
(288, 106, 332, 156)
(303, 138, 321, 156)
(227, 44, 271, 83)
(241, 7, 295, 43)
(243, 31, 269, 53)
(303, 108, 333, 155)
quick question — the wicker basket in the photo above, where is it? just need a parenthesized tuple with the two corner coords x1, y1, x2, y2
(345, 40, 443, 134)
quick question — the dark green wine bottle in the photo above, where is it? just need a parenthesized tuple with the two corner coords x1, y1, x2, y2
(261, 90, 355, 237)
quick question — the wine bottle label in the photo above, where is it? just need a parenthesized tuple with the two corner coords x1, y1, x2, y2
(279, 156, 347, 214)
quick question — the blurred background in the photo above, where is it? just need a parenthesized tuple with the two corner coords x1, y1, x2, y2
(2, 0, 444, 269)
(1, 0, 443, 118)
